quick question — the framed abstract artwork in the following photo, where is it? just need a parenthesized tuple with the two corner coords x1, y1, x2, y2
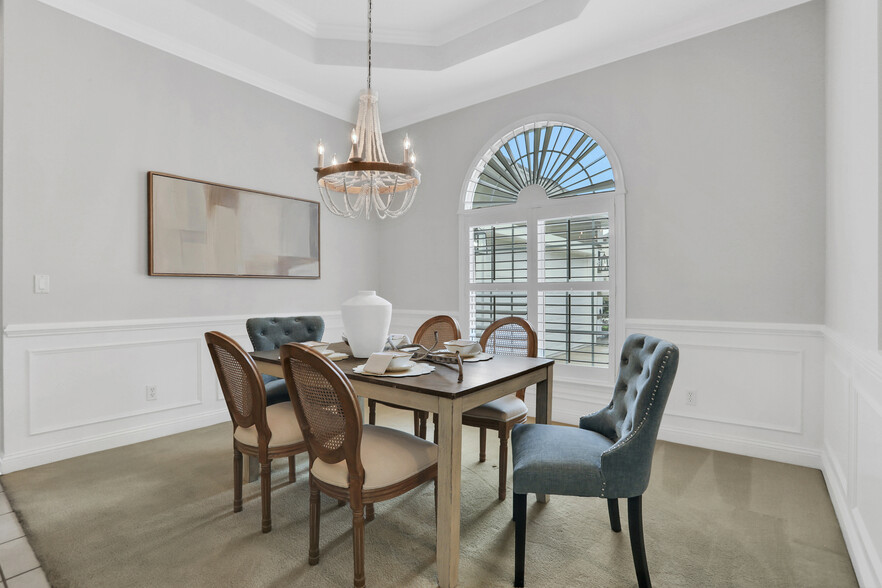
(148, 172, 320, 278)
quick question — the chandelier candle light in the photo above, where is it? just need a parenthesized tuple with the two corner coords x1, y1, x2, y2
(314, 0, 420, 220)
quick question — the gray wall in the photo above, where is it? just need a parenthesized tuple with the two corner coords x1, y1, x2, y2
(382, 2, 826, 325)
(2, 0, 379, 325)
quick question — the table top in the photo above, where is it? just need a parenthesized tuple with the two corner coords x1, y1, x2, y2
(250, 343, 553, 400)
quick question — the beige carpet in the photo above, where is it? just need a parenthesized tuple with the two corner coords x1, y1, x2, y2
(1, 406, 858, 587)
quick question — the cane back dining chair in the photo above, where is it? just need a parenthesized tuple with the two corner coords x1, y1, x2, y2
(511, 334, 679, 588)
(457, 316, 537, 501)
(204, 331, 307, 533)
(246, 316, 325, 406)
(367, 315, 461, 439)
(280, 342, 438, 588)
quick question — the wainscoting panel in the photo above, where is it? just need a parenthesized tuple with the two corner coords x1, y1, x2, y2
(822, 330, 882, 588)
(393, 312, 825, 468)
(1, 311, 342, 473)
(28, 338, 202, 435)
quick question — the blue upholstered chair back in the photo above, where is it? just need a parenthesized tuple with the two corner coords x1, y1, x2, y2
(579, 333, 679, 497)
(246, 316, 325, 351)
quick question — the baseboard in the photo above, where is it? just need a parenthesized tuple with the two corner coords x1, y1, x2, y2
(0, 410, 229, 474)
(822, 446, 881, 588)
(659, 424, 821, 468)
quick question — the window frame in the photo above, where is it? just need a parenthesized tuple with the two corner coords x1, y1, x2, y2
(458, 116, 626, 385)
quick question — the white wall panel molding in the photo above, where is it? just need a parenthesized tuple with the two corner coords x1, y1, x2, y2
(626, 318, 824, 468)
(627, 318, 824, 338)
(26, 338, 204, 435)
(1, 311, 342, 474)
(4, 311, 343, 338)
(822, 327, 882, 588)
(396, 313, 825, 468)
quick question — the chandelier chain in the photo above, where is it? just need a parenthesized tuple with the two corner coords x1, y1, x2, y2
(367, 0, 372, 90)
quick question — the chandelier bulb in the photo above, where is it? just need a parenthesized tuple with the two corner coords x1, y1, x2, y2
(332, 153, 338, 166)
(403, 133, 412, 163)
(350, 128, 358, 146)
(317, 140, 325, 168)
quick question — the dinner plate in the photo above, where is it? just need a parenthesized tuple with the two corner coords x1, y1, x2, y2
(353, 363, 435, 377)
(434, 350, 484, 360)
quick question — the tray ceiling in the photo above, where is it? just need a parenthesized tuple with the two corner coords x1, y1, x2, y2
(37, 0, 811, 129)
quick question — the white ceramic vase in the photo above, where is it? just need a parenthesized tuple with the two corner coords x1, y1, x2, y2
(341, 290, 392, 358)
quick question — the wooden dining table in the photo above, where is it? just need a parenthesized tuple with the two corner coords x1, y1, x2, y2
(251, 343, 554, 588)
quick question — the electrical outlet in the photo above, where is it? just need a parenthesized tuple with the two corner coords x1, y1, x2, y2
(685, 389, 697, 406)
(34, 274, 50, 294)
(146, 385, 158, 401)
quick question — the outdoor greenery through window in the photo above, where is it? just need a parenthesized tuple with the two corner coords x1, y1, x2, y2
(463, 121, 619, 369)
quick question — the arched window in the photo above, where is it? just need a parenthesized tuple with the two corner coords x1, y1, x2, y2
(460, 119, 625, 378)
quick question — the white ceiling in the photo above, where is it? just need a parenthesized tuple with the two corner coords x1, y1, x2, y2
(39, 0, 811, 130)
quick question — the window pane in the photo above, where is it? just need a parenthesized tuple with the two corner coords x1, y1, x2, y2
(539, 215, 609, 282)
(539, 291, 609, 366)
(469, 291, 528, 340)
(470, 223, 528, 283)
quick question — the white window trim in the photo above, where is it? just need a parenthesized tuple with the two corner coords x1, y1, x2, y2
(457, 115, 626, 386)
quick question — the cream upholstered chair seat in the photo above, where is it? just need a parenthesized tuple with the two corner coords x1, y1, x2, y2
(464, 394, 528, 421)
(311, 425, 438, 491)
(233, 402, 304, 448)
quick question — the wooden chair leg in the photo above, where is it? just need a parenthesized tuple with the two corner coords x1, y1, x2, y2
(368, 399, 377, 425)
(479, 427, 487, 462)
(497, 424, 509, 501)
(288, 455, 297, 483)
(607, 498, 621, 532)
(628, 495, 651, 588)
(352, 503, 366, 588)
(412, 410, 421, 437)
(365, 503, 375, 522)
(418, 411, 428, 439)
(308, 480, 321, 565)
(260, 461, 272, 533)
(514, 492, 527, 587)
(433, 414, 439, 444)
(233, 449, 243, 513)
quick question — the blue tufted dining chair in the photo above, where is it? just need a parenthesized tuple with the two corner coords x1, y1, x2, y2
(246, 316, 325, 406)
(511, 334, 679, 588)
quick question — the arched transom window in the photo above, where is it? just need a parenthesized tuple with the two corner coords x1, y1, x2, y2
(466, 122, 615, 210)
(460, 120, 624, 377)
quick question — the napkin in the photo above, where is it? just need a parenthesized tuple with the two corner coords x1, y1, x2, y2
(363, 352, 396, 375)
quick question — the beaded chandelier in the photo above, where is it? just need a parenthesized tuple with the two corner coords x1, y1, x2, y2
(314, 0, 420, 220)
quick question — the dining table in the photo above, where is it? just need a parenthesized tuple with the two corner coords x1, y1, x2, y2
(250, 342, 554, 588)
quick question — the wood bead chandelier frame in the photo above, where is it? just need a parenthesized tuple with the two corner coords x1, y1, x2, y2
(314, 0, 421, 220)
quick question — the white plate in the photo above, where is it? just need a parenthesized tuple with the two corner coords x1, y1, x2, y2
(434, 350, 483, 359)
(353, 363, 436, 377)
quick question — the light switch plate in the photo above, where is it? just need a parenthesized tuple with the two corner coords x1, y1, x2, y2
(34, 274, 50, 294)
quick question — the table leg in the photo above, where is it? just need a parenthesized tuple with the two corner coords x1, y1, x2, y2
(535, 365, 553, 504)
(436, 397, 463, 588)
